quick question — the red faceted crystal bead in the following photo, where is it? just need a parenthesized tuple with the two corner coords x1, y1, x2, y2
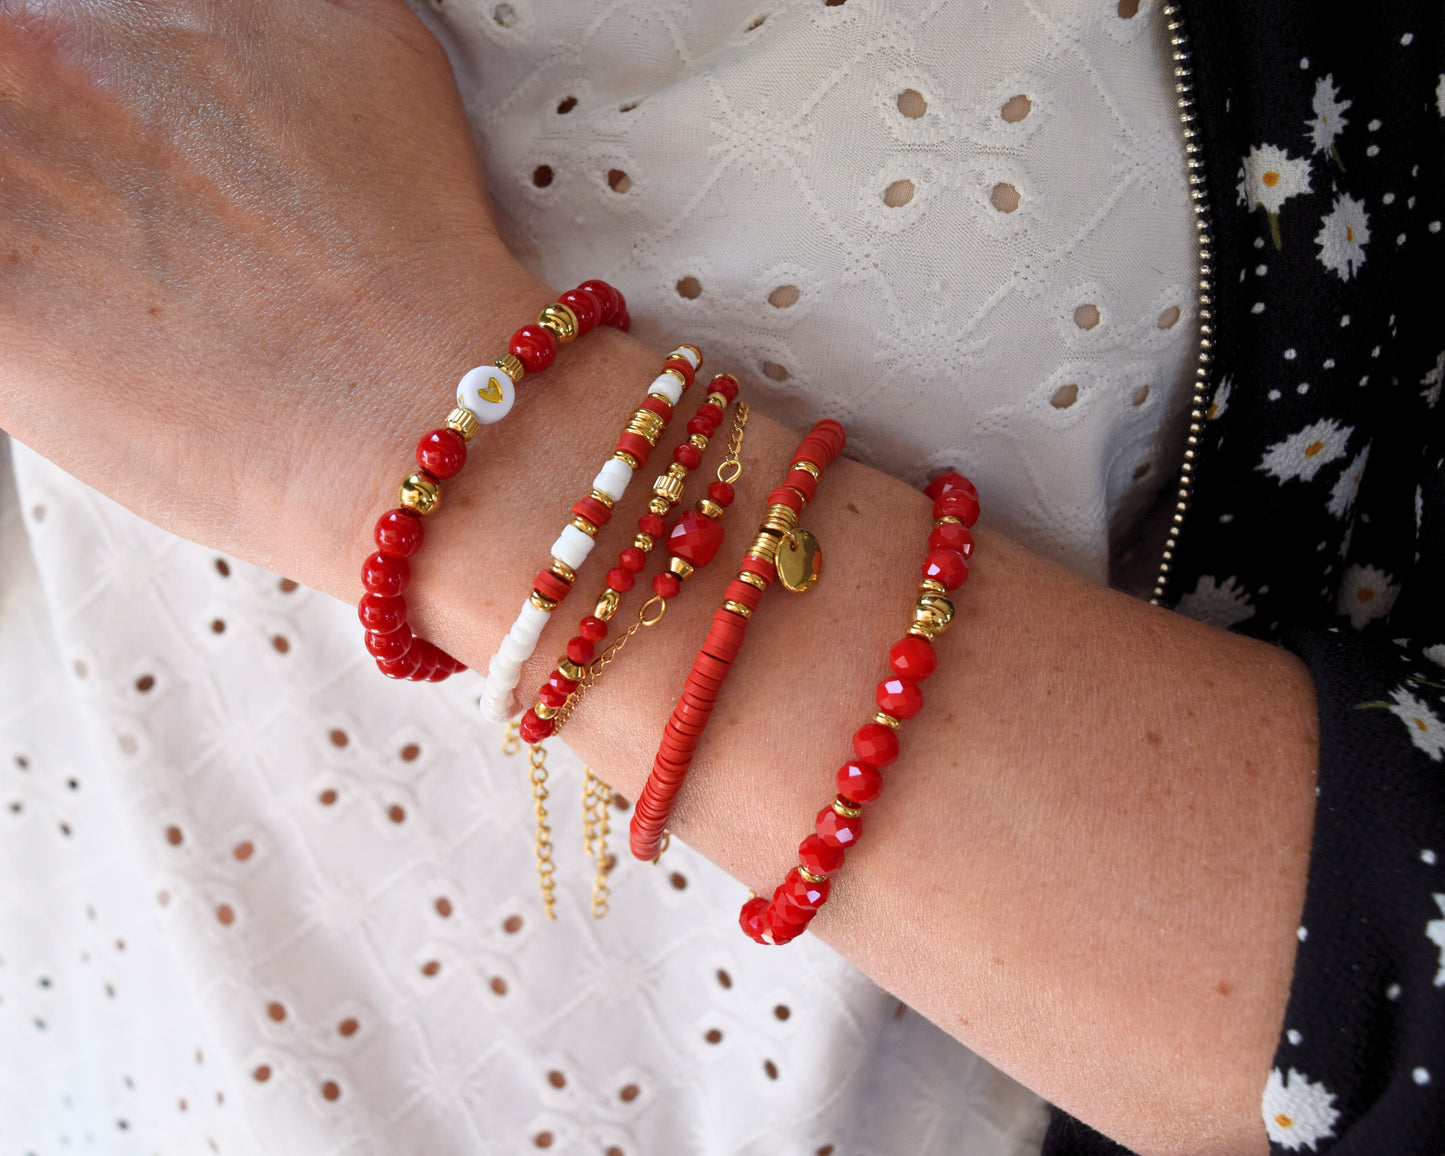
(358, 593, 407, 633)
(545, 669, 577, 697)
(889, 635, 936, 681)
(558, 287, 601, 334)
(816, 805, 862, 849)
(852, 722, 899, 767)
(924, 471, 975, 501)
(364, 623, 413, 661)
(652, 571, 681, 599)
(538, 681, 569, 709)
(783, 870, 829, 911)
(709, 374, 739, 402)
(576, 279, 620, 324)
(707, 481, 735, 507)
(798, 833, 845, 875)
(837, 760, 883, 803)
(361, 552, 409, 598)
(639, 513, 666, 539)
(933, 489, 980, 527)
(416, 428, 467, 479)
(673, 443, 701, 470)
(579, 615, 608, 642)
(929, 519, 975, 557)
(876, 676, 923, 720)
(566, 636, 595, 665)
(739, 896, 770, 943)
(764, 903, 806, 945)
(921, 548, 968, 590)
(607, 566, 634, 593)
(519, 708, 555, 744)
(374, 509, 423, 558)
(669, 508, 725, 568)
(686, 415, 711, 437)
(619, 547, 646, 574)
(510, 324, 558, 373)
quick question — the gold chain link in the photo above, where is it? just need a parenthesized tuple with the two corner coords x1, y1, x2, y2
(527, 743, 557, 920)
(717, 401, 749, 485)
(582, 767, 614, 918)
(502, 719, 521, 756)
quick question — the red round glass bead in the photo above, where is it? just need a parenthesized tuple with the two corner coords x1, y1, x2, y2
(613, 309, 631, 333)
(407, 639, 439, 681)
(889, 635, 936, 681)
(558, 288, 602, 334)
(673, 443, 702, 470)
(933, 489, 980, 527)
(376, 651, 421, 679)
(619, 547, 646, 574)
(876, 676, 923, 720)
(921, 548, 968, 590)
(607, 566, 634, 593)
(510, 323, 558, 373)
(519, 708, 555, 744)
(798, 833, 845, 875)
(837, 760, 883, 803)
(416, 428, 467, 480)
(361, 552, 409, 598)
(852, 722, 899, 767)
(374, 509, 423, 558)
(816, 805, 862, 849)
(579, 615, 608, 642)
(576, 279, 621, 324)
(783, 870, 829, 911)
(639, 513, 666, 539)
(652, 571, 681, 599)
(364, 623, 413, 661)
(929, 520, 975, 557)
(739, 896, 770, 943)
(707, 481, 735, 507)
(358, 593, 407, 633)
(566, 636, 595, 665)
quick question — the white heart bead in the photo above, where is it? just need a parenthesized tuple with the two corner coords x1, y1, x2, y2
(457, 366, 516, 425)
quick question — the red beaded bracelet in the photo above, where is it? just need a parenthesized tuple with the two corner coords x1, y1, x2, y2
(358, 280, 627, 682)
(738, 470, 979, 945)
(629, 419, 848, 862)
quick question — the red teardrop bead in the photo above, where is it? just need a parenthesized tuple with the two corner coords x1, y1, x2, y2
(669, 508, 725, 568)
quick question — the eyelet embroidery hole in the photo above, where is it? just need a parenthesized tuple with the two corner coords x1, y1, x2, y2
(252, 1065, 271, 1083)
(1157, 305, 1181, 329)
(547, 1070, 566, 1088)
(774, 1004, 791, 1020)
(1132, 462, 1151, 480)
(165, 825, 183, 846)
(1001, 94, 1031, 123)
(716, 968, 732, 988)
(705, 1028, 723, 1043)
(534, 1133, 553, 1149)
(338, 1018, 359, 1037)
(1073, 304, 1100, 330)
(328, 728, 348, 748)
(318, 788, 338, 806)
(266, 1001, 286, 1023)
(1132, 385, 1150, 406)
(883, 179, 915, 207)
(233, 841, 254, 862)
(619, 1083, 640, 1102)
(321, 1080, 341, 1102)
(607, 169, 630, 193)
(767, 285, 799, 308)
(896, 89, 926, 119)
(400, 743, 421, 762)
(532, 165, 554, 188)
(504, 914, 524, 933)
(556, 96, 577, 114)
(762, 362, 789, 381)
(421, 960, 441, 977)
(492, 4, 517, 27)
(676, 276, 702, 299)
(434, 896, 453, 917)
(990, 183, 1020, 213)
(271, 635, 289, 654)
(763, 1059, 779, 1079)
(745, 13, 766, 30)
(214, 559, 230, 577)
(135, 674, 155, 692)
(1117, 0, 1139, 16)
(1050, 384, 1079, 409)
(669, 872, 687, 890)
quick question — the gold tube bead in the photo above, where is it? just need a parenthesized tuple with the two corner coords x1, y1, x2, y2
(536, 302, 579, 344)
(647, 495, 670, 516)
(737, 570, 768, 590)
(558, 657, 586, 681)
(530, 590, 559, 612)
(590, 488, 616, 510)
(873, 711, 901, 731)
(495, 353, 525, 383)
(688, 433, 709, 450)
(652, 473, 684, 503)
(446, 406, 481, 441)
(832, 797, 862, 819)
(666, 462, 688, 480)
(789, 460, 821, 480)
(723, 600, 753, 619)
(399, 473, 442, 515)
(936, 514, 962, 526)
(668, 557, 695, 579)
(918, 578, 947, 596)
(594, 589, 621, 622)
(796, 864, 827, 885)
(634, 531, 656, 553)
(549, 559, 577, 584)
(534, 702, 558, 720)
(696, 498, 723, 519)
(614, 450, 639, 470)
(571, 515, 599, 537)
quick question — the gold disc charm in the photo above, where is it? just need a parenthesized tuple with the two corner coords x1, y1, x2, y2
(776, 528, 822, 593)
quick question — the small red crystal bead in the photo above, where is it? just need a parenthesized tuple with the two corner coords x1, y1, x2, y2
(739, 896, 770, 943)
(364, 623, 413, 661)
(519, 708, 555, 744)
(773, 889, 817, 929)
(361, 552, 409, 598)
(852, 722, 899, 767)
(783, 869, 830, 911)
(708, 481, 735, 507)
(816, 805, 862, 849)
(924, 471, 975, 501)
(619, 547, 646, 574)
(929, 520, 975, 557)
(837, 760, 883, 803)
(358, 593, 407, 633)
(546, 668, 577, 694)
(639, 513, 666, 539)
(669, 508, 725, 568)
(579, 615, 608, 642)
(889, 635, 936, 681)
(686, 416, 711, 437)
(710, 374, 739, 402)
(374, 509, 423, 558)
(651, 571, 680, 599)
(673, 443, 702, 470)
(510, 323, 557, 373)
(876, 676, 923, 719)
(538, 681, 569, 709)
(921, 548, 968, 590)
(764, 903, 806, 945)
(798, 833, 845, 875)
(566, 636, 595, 665)
(607, 566, 634, 593)
(934, 489, 980, 527)
(558, 287, 602, 334)
(416, 428, 467, 479)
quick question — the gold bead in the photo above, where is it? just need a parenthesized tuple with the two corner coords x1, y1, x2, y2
(558, 657, 586, 681)
(534, 702, 558, 720)
(399, 473, 441, 515)
(634, 532, 655, 553)
(571, 515, 599, 537)
(789, 460, 821, 480)
(536, 302, 579, 344)
(797, 864, 827, 885)
(530, 590, 559, 612)
(647, 496, 670, 516)
(832, 796, 862, 819)
(723, 600, 753, 618)
(696, 498, 723, 519)
(677, 344, 702, 364)
(912, 593, 955, 637)
(594, 589, 621, 622)
(652, 472, 684, 503)
(668, 556, 695, 579)
(688, 433, 708, 450)
(661, 366, 688, 387)
(666, 462, 688, 480)
(936, 514, 962, 526)
(706, 393, 728, 409)
(549, 558, 577, 584)
(588, 488, 615, 510)
(495, 353, 525, 383)
(873, 711, 901, 731)
(918, 578, 946, 596)
(446, 406, 480, 441)
(737, 570, 767, 590)
(614, 450, 639, 470)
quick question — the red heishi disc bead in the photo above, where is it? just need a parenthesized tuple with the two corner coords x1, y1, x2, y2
(558, 287, 601, 334)
(783, 870, 830, 910)
(566, 636, 595, 665)
(376, 651, 421, 679)
(573, 495, 612, 528)
(853, 722, 899, 766)
(709, 374, 739, 402)
(613, 309, 631, 332)
(416, 428, 467, 479)
(708, 481, 735, 507)
(767, 487, 803, 513)
(784, 469, 818, 503)
(662, 357, 695, 387)
(534, 570, 571, 604)
(739, 896, 770, 943)
(510, 323, 558, 373)
(615, 431, 652, 466)
(921, 548, 968, 590)
(619, 547, 646, 574)
(889, 635, 937, 681)
(358, 593, 407, 633)
(361, 552, 409, 598)
(607, 566, 634, 593)
(686, 415, 711, 437)
(576, 279, 619, 323)
(579, 615, 608, 642)
(538, 681, 569, 709)
(798, 833, 845, 875)
(929, 520, 975, 557)
(816, 805, 861, 849)
(546, 669, 578, 695)
(673, 443, 702, 470)
(641, 395, 673, 420)
(652, 571, 681, 599)
(639, 513, 666, 539)
(877, 676, 923, 719)
(924, 470, 973, 501)
(933, 489, 980, 527)
(374, 509, 423, 558)
(364, 623, 413, 661)
(519, 709, 555, 744)
(837, 760, 883, 803)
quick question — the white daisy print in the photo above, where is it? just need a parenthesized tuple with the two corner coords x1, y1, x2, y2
(1428, 893, 1445, 986)
(1306, 75, 1351, 168)
(1258, 418, 1353, 483)
(1207, 375, 1233, 421)
(1422, 351, 1443, 408)
(1178, 575, 1257, 629)
(1386, 687, 1445, 761)
(1238, 144, 1313, 248)
(1338, 564, 1400, 630)
(1315, 194, 1371, 280)
(1327, 444, 1370, 519)
(1263, 1068, 1340, 1151)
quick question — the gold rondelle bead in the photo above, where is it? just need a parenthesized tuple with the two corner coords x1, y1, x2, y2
(688, 433, 708, 450)
(918, 578, 947, 596)
(647, 496, 670, 516)
(723, 600, 753, 619)
(495, 353, 525, 383)
(668, 557, 695, 579)
(873, 711, 901, 731)
(832, 797, 862, 819)
(536, 302, 580, 343)
(446, 406, 481, 441)
(936, 514, 962, 526)
(534, 702, 558, 720)
(571, 515, 599, 537)
(590, 488, 616, 510)
(706, 393, 728, 409)
(558, 657, 586, 681)
(737, 570, 768, 590)
(661, 366, 688, 386)
(549, 558, 577, 584)
(696, 498, 723, 519)
(789, 460, 821, 481)
(634, 532, 656, 553)
(399, 473, 441, 515)
(594, 589, 621, 622)
(797, 864, 827, 885)
(530, 590, 559, 612)
(614, 450, 640, 470)
(906, 624, 935, 640)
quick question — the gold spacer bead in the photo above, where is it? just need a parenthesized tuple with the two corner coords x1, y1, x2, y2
(666, 462, 689, 481)
(495, 353, 525, 383)
(688, 433, 708, 450)
(832, 796, 862, 819)
(536, 302, 580, 344)
(558, 657, 586, 681)
(446, 406, 480, 441)
(696, 498, 723, 519)
(594, 589, 621, 622)
(652, 473, 684, 503)
(530, 590, 559, 612)
(873, 711, 901, 731)
(399, 473, 442, 515)
(936, 515, 962, 526)
(614, 450, 639, 470)
(912, 593, 956, 637)
(571, 515, 599, 537)
(723, 600, 753, 619)
(797, 864, 827, 885)
(906, 624, 935, 640)
(737, 570, 768, 590)
(634, 532, 656, 553)
(678, 344, 702, 363)
(648, 496, 670, 516)
(590, 488, 616, 510)
(661, 366, 688, 387)
(706, 393, 728, 409)
(534, 702, 558, 720)
(668, 557, 695, 579)
(549, 559, 577, 585)
(789, 460, 821, 480)
(918, 578, 947, 596)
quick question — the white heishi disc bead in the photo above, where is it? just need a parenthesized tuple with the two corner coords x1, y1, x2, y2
(516, 601, 551, 636)
(670, 346, 702, 370)
(593, 457, 634, 501)
(648, 373, 684, 405)
(479, 694, 511, 722)
(551, 525, 595, 571)
(511, 615, 544, 645)
(498, 633, 531, 665)
(456, 365, 516, 425)
(486, 653, 521, 680)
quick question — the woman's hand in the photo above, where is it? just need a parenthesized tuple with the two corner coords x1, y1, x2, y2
(0, 0, 521, 572)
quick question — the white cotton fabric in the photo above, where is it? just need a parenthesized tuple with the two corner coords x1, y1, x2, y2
(0, 0, 1197, 1151)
